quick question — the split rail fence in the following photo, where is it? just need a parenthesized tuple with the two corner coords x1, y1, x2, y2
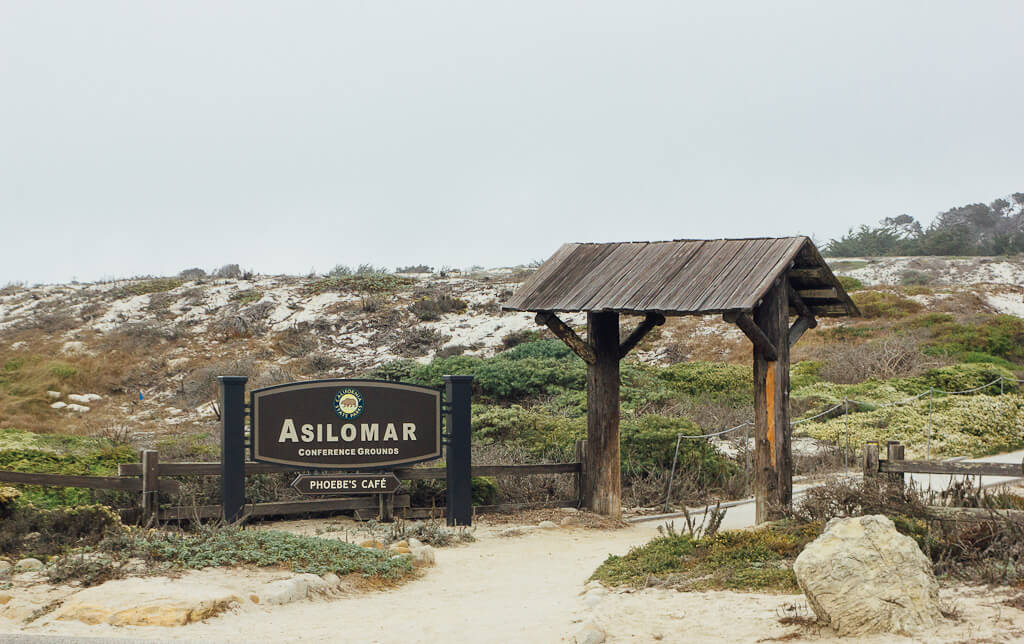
(862, 439, 1024, 522)
(0, 440, 587, 524)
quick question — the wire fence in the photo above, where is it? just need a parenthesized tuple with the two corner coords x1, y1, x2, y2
(662, 374, 1023, 510)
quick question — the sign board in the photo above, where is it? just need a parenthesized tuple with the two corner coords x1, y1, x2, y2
(251, 379, 441, 469)
(291, 473, 401, 495)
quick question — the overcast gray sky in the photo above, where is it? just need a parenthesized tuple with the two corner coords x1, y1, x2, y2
(2, 1, 1022, 284)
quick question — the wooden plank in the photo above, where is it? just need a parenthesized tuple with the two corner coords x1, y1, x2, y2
(158, 495, 412, 521)
(120, 462, 581, 479)
(0, 469, 178, 492)
(863, 443, 880, 479)
(651, 239, 744, 312)
(880, 460, 1024, 477)
(786, 283, 813, 319)
(724, 311, 778, 361)
(886, 442, 905, 487)
(567, 242, 648, 311)
(704, 238, 775, 312)
(502, 243, 579, 310)
(527, 244, 620, 311)
(618, 312, 665, 358)
(802, 242, 860, 317)
(601, 242, 683, 310)
(752, 277, 790, 523)
(788, 315, 817, 347)
(535, 311, 596, 364)
(788, 267, 825, 281)
(809, 304, 849, 316)
(797, 288, 838, 299)
(585, 311, 621, 518)
(142, 450, 159, 523)
(630, 241, 708, 310)
(740, 237, 807, 311)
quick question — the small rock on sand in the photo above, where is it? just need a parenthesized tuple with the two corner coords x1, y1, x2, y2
(54, 578, 243, 627)
(0, 560, 12, 575)
(14, 558, 43, 572)
(538, 520, 558, 529)
(573, 622, 606, 644)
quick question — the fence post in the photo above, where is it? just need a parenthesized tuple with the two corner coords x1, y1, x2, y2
(863, 442, 879, 481)
(219, 375, 248, 524)
(886, 440, 905, 490)
(378, 493, 394, 522)
(141, 449, 159, 524)
(575, 439, 588, 509)
(444, 375, 473, 527)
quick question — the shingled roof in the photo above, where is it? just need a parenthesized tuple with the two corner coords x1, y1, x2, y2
(502, 236, 858, 317)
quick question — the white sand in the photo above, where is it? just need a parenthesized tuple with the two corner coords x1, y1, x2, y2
(7, 508, 1024, 643)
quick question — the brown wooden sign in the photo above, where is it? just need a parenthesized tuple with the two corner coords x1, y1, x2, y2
(291, 473, 401, 495)
(251, 380, 441, 469)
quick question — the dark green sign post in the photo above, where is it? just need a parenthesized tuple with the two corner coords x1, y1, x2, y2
(219, 375, 248, 523)
(444, 375, 473, 527)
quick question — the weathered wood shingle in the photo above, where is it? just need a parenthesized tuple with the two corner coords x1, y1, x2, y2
(502, 237, 858, 317)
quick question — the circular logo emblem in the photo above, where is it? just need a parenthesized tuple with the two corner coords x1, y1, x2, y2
(333, 388, 364, 419)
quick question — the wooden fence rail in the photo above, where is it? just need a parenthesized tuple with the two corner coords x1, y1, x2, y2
(4, 439, 588, 524)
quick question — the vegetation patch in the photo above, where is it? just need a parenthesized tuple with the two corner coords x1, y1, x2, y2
(229, 289, 262, 305)
(590, 520, 822, 591)
(852, 291, 923, 319)
(307, 273, 412, 295)
(110, 278, 183, 299)
(408, 290, 467, 321)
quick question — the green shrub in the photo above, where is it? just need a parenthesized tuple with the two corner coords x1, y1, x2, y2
(0, 441, 136, 508)
(137, 527, 412, 578)
(837, 275, 864, 291)
(111, 278, 183, 298)
(500, 329, 541, 350)
(790, 361, 823, 389)
(0, 504, 123, 557)
(3, 357, 24, 372)
(47, 362, 78, 379)
(925, 314, 1024, 365)
(229, 289, 261, 305)
(799, 393, 1024, 457)
(590, 520, 822, 591)
(895, 363, 1017, 396)
(471, 477, 499, 506)
(408, 292, 467, 321)
(852, 291, 923, 319)
(655, 362, 752, 405)
(307, 273, 412, 295)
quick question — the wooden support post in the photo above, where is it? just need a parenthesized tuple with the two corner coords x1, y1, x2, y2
(887, 441, 905, 490)
(585, 311, 621, 518)
(535, 311, 596, 364)
(141, 449, 159, 525)
(752, 279, 790, 523)
(378, 494, 394, 522)
(863, 442, 879, 480)
(788, 315, 817, 347)
(575, 439, 588, 508)
(618, 312, 666, 359)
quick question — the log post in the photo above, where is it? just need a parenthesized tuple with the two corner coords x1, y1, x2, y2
(575, 439, 588, 508)
(585, 311, 621, 518)
(753, 279, 791, 523)
(141, 449, 159, 525)
(887, 440, 905, 490)
(863, 442, 879, 480)
(378, 493, 394, 522)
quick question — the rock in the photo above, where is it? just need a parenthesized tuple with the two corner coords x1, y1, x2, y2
(54, 578, 243, 626)
(14, 558, 43, 572)
(407, 538, 424, 549)
(392, 546, 411, 555)
(794, 515, 942, 636)
(321, 572, 341, 587)
(0, 592, 11, 605)
(66, 404, 90, 413)
(254, 573, 309, 606)
(359, 539, 385, 549)
(0, 560, 11, 575)
(46, 391, 61, 399)
(413, 545, 436, 566)
(68, 393, 102, 403)
(50, 401, 67, 409)
(560, 507, 579, 513)
(573, 622, 606, 644)
(392, 540, 409, 549)
(539, 520, 559, 529)
(498, 526, 536, 538)
(560, 517, 576, 527)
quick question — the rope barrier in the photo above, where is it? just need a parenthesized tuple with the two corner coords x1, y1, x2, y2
(661, 374, 1020, 509)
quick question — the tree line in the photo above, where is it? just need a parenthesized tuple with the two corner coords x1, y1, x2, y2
(824, 193, 1024, 256)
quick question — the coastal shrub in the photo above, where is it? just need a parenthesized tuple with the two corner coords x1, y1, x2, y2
(0, 443, 137, 507)
(110, 278, 183, 299)
(798, 393, 1024, 457)
(852, 291, 923, 319)
(925, 314, 1024, 365)
(408, 290, 467, 321)
(837, 275, 864, 291)
(0, 504, 123, 557)
(590, 520, 822, 591)
(895, 363, 1017, 395)
(655, 362, 752, 405)
(307, 273, 412, 295)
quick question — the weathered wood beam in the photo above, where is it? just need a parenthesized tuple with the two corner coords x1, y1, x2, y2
(788, 267, 825, 281)
(535, 311, 596, 364)
(797, 288, 838, 299)
(788, 315, 817, 347)
(585, 311, 621, 519)
(809, 304, 849, 316)
(723, 311, 778, 362)
(618, 312, 666, 359)
(786, 283, 813, 319)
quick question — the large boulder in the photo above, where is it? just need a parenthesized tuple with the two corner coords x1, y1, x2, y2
(54, 578, 243, 627)
(793, 515, 941, 636)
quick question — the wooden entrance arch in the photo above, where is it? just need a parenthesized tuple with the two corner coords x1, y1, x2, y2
(502, 237, 858, 522)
